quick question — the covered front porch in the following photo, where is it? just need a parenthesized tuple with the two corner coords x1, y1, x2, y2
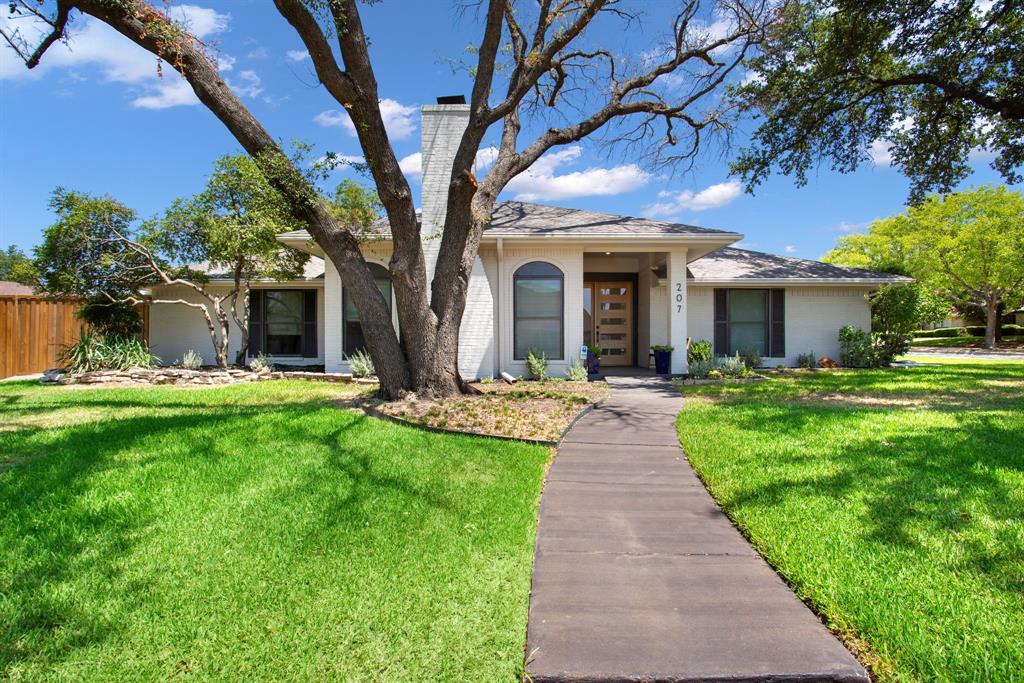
(581, 250, 685, 373)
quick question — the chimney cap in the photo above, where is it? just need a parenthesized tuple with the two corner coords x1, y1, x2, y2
(436, 95, 466, 105)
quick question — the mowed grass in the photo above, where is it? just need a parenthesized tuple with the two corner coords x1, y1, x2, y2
(676, 360, 1024, 682)
(0, 380, 550, 682)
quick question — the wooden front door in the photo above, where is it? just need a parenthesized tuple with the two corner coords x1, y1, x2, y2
(587, 280, 633, 366)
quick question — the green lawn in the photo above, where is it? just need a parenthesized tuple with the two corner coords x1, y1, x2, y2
(911, 335, 1024, 349)
(0, 380, 550, 682)
(676, 360, 1024, 682)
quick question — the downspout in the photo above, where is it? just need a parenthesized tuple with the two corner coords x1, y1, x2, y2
(495, 237, 504, 378)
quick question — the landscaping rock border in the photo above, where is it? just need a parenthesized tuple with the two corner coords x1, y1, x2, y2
(40, 367, 377, 387)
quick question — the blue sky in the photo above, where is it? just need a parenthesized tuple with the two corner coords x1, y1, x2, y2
(0, 0, 1014, 260)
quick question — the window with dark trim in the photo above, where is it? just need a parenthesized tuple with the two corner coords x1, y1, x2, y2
(714, 288, 785, 357)
(343, 263, 392, 358)
(248, 289, 318, 358)
(514, 261, 564, 359)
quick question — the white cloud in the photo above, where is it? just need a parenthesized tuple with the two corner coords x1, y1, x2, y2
(784, 245, 797, 253)
(868, 139, 893, 167)
(475, 146, 499, 171)
(643, 180, 742, 217)
(230, 70, 263, 98)
(132, 77, 196, 109)
(313, 98, 418, 141)
(286, 49, 310, 62)
(313, 110, 348, 127)
(832, 220, 869, 233)
(165, 4, 228, 38)
(1, 4, 230, 109)
(503, 146, 650, 201)
(398, 152, 423, 177)
(246, 47, 268, 60)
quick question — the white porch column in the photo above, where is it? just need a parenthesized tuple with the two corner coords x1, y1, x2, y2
(667, 247, 689, 374)
(323, 259, 344, 373)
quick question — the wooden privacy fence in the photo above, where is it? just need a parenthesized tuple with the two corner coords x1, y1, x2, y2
(0, 295, 149, 379)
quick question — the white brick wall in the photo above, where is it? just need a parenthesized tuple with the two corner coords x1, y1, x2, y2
(686, 285, 873, 366)
(149, 283, 324, 367)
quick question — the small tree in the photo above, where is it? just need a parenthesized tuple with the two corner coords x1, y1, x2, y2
(34, 183, 304, 368)
(153, 154, 308, 364)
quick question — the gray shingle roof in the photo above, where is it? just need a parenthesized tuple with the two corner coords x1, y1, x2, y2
(485, 201, 737, 236)
(198, 257, 326, 282)
(279, 201, 736, 241)
(687, 248, 912, 283)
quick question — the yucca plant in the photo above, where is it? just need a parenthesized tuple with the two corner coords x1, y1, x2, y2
(180, 349, 203, 370)
(346, 349, 375, 378)
(60, 330, 158, 374)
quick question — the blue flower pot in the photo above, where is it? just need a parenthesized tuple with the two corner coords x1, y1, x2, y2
(654, 349, 671, 375)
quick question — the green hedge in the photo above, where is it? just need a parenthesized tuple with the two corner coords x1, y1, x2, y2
(914, 324, 1024, 338)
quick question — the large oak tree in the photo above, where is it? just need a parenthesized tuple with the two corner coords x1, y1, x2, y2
(4, 0, 779, 398)
(732, 0, 1024, 203)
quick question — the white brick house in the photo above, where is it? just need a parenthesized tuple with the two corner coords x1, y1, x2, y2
(148, 101, 909, 376)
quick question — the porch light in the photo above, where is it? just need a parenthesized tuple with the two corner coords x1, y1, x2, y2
(604, 251, 611, 255)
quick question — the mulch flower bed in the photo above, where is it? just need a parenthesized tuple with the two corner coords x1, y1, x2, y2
(372, 380, 610, 443)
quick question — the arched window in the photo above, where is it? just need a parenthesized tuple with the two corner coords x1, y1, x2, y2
(513, 261, 564, 360)
(343, 263, 392, 358)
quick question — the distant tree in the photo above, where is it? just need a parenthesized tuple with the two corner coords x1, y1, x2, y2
(826, 186, 1024, 349)
(732, 0, 1024, 202)
(0, 245, 38, 285)
(4, 0, 781, 399)
(154, 154, 308, 364)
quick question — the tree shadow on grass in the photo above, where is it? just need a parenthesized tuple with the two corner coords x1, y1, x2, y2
(706, 402, 1024, 601)
(0, 400, 474, 677)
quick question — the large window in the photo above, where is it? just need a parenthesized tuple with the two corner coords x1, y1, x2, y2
(714, 288, 785, 358)
(265, 290, 305, 355)
(514, 261, 564, 359)
(249, 289, 318, 358)
(343, 263, 392, 358)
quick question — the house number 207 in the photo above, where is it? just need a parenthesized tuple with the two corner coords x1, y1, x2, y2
(675, 282, 684, 313)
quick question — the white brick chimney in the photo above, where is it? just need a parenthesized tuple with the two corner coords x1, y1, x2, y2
(417, 100, 495, 379)
(420, 102, 471, 283)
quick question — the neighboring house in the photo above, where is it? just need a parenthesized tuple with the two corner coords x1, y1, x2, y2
(149, 101, 908, 375)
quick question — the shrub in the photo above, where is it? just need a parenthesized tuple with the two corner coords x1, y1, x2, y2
(650, 344, 674, 353)
(60, 330, 158, 374)
(913, 327, 963, 338)
(565, 357, 588, 381)
(718, 353, 753, 378)
(688, 339, 713, 363)
(796, 352, 817, 369)
(739, 346, 763, 369)
(76, 297, 144, 339)
(688, 358, 715, 379)
(525, 347, 549, 381)
(250, 352, 275, 374)
(180, 349, 203, 370)
(838, 325, 882, 368)
(346, 349, 375, 378)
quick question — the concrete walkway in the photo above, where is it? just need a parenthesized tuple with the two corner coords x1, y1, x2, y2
(525, 375, 868, 683)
